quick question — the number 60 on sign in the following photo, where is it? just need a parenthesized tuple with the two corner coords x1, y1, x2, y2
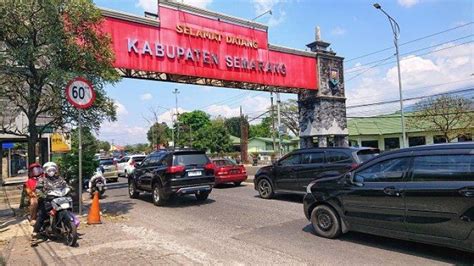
(65, 77, 96, 109)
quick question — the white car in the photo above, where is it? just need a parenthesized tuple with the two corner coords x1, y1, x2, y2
(116, 155, 146, 177)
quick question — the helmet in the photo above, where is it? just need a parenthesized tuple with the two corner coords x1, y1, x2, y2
(43, 162, 58, 178)
(28, 163, 43, 178)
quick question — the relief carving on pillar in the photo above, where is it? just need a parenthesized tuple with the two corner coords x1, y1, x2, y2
(318, 57, 344, 98)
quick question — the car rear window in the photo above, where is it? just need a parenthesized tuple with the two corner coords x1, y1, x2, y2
(173, 154, 209, 166)
(133, 156, 145, 162)
(213, 159, 236, 166)
(356, 149, 380, 163)
(412, 154, 474, 181)
(100, 160, 114, 166)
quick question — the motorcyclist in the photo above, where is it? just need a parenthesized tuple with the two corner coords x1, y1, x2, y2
(24, 163, 44, 225)
(32, 162, 68, 239)
(87, 167, 107, 193)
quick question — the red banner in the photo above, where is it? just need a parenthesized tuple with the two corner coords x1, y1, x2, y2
(101, 6, 317, 90)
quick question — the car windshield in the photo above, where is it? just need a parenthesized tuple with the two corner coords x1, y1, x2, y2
(357, 149, 380, 163)
(173, 153, 209, 166)
(100, 160, 114, 166)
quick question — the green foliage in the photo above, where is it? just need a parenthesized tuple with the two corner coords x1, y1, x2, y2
(193, 120, 232, 154)
(147, 122, 170, 147)
(124, 143, 150, 154)
(0, 0, 120, 163)
(97, 140, 110, 152)
(224, 117, 242, 137)
(249, 116, 273, 138)
(59, 127, 99, 181)
(176, 110, 211, 147)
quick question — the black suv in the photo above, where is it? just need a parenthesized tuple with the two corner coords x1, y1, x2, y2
(254, 147, 379, 198)
(304, 143, 474, 253)
(128, 150, 215, 206)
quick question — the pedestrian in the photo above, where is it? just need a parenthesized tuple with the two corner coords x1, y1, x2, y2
(24, 163, 43, 225)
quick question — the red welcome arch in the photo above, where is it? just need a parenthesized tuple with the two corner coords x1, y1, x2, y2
(100, 1, 317, 93)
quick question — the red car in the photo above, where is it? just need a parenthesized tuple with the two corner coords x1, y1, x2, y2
(212, 159, 247, 186)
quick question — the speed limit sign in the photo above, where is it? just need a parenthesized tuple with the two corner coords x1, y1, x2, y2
(65, 77, 96, 109)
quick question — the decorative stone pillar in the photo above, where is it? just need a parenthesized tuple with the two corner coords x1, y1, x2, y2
(299, 27, 348, 148)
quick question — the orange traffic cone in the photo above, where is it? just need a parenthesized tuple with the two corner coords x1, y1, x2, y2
(87, 191, 102, 224)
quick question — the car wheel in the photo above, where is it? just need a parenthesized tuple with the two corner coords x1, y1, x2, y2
(128, 181, 139, 199)
(195, 191, 210, 201)
(311, 205, 341, 239)
(234, 182, 242, 187)
(152, 183, 167, 206)
(257, 178, 274, 199)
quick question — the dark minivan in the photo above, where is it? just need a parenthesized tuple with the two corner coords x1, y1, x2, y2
(128, 150, 215, 206)
(304, 143, 474, 253)
(254, 147, 379, 199)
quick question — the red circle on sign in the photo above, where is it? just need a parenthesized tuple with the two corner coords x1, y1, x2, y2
(65, 77, 96, 109)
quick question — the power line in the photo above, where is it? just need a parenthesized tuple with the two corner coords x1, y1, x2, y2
(345, 40, 473, 81)
(346, 77, 474, 106)
(345, 34, 473, 74)
(347, 87, 474, 109)
(345, 22, 473, 63)
(348, 110, 474, 119)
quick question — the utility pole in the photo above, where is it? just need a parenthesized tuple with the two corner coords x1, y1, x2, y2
(374, 3, 407, 148)
(276, 93, 282, 157)
(240, 106, 249, 164)
(270, 92, 276, 153)
(172, 88, 180, 148)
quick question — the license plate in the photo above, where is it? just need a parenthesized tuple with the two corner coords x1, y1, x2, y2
(188, 171, 202, 177)
(230, 169, 239, 174)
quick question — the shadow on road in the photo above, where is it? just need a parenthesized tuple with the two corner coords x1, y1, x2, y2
(253, 194, 304, 204)
(106, 182, 128, 190)
(91, 200, 135, 216)
(213, 183, 241, 189)
(137, 193, 216, 208)
(302, 224, 474, 264)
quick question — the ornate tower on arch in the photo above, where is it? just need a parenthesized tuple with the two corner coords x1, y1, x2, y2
(298, 27, 348, 148)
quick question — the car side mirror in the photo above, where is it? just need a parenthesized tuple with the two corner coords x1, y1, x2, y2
(352, 174, 364, 187)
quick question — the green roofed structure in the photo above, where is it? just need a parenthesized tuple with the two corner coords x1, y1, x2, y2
(348, 113, 473, 151)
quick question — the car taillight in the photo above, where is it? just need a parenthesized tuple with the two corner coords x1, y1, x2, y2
(166, 165, 185, 174)
(130, 160, 136, 166)
(350, 163, 359, 170)
(204, 163, 215, 173)
(216, 167, 228, 175)
(241, 165, 247, 174)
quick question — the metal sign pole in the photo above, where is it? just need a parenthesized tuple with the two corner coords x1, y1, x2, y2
(78, 109, 83, 216)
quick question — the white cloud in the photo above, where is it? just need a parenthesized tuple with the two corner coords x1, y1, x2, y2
(135, 0, 157, 12)
(397, 0, 419, 8)
(114, 101, 128, 116)
(331, 26, 346, 36)
(140, 93, 153, 101)
(204, 95, 271, 124)
(345, 42, 474, 116)
(136, 0, 212, 12)
(158, 107, 188, 126)
(252, 0, 286, 27)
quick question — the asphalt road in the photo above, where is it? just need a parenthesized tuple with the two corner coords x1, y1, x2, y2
(100, 178, 473, 265)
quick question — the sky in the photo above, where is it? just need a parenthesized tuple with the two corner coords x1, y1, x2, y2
(93, 0, 474, 145)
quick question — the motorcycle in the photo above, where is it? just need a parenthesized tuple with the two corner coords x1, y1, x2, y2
(38, 187, 79, 246)
(89, 168, 107, 198)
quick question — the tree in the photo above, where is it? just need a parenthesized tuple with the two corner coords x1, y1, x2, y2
(276, 99, 299, 136)
(147, 122, 170, 148)
(249, 116, 272, 138)
(59, 127, 99, 182)
(0, 0, 119, 164)
(224, 117, 242, 137)
(176, 110, 211, 147)
(97, 140, 110, 152)
(408, 95, 473, 142)
(193, 119, 232, 154)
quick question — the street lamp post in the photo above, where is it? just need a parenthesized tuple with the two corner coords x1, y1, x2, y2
(373, 3, 407, 148)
